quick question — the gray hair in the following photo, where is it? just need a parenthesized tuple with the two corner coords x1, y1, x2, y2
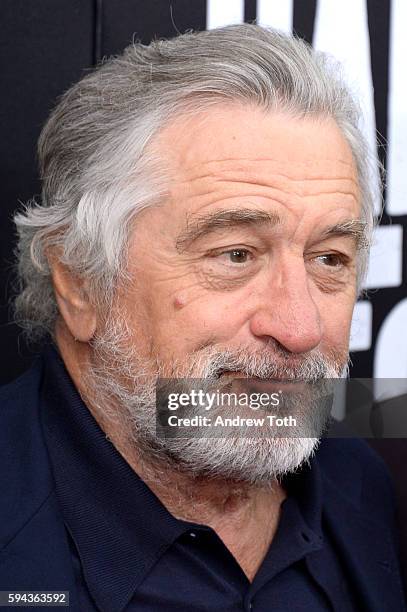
(13, 23, 378, 340)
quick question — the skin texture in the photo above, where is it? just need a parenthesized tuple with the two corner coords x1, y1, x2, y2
(51, 104, 361, 580)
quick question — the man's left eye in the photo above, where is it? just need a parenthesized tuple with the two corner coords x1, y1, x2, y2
(217, 248, 252, 264)
(315, 253, 346, 267)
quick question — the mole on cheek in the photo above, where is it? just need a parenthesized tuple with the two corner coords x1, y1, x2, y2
(173, 294, 186, 309)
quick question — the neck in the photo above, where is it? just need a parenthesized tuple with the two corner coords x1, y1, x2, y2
(103, 429, 287, 581)
(114, 434, 286, 524)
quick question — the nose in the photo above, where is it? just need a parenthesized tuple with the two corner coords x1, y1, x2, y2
(249, 257, 323, 354)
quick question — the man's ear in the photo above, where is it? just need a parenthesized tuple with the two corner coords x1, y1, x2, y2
(47, 251, 97, 342)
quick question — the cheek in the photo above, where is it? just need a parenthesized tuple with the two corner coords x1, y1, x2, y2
(319, 294, 355, 351)
(158, 291, 251, 353)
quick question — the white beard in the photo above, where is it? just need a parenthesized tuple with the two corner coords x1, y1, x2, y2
(86, 313, 348, 486)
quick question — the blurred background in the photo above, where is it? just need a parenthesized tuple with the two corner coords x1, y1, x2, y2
(0, 0, 405, 386)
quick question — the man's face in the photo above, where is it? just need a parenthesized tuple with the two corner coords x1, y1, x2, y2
(89, 104, 362, 483)
(117, 104, 361, 370)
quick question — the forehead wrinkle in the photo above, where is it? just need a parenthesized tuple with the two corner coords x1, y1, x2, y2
(174, 161, 360, 202)
(174, 177, 359, 206)
(173, 191, 293, 215)
(179, 157, 359, 182)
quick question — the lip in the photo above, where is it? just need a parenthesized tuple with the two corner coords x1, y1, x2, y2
(216, 370, 249, 380)
(217, 371, 307, 394)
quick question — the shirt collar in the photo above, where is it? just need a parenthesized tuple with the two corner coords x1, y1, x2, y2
(284, 450, 324, 542)
(40, 344, 324, 611)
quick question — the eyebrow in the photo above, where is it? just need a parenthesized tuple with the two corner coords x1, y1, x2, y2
(175, 209, 369, 252)
(176, 208, 281, 251)
(320, 219, 369, 250)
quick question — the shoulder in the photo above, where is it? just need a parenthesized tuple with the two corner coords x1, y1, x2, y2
(0, 358, 43, 409)
(318, 435, 391, 470)
(316, 437, 396, 522)
(0, 358, 55, 548)
(317, 436, 393, 479)
(0, 358, 45, 457)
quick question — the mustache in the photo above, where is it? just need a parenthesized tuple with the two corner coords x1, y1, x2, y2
(174, 344, 348, 381)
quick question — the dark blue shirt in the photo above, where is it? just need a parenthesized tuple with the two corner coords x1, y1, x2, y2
(40, 346, 361, 611)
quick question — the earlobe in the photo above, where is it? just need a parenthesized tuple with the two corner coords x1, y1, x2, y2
(48, 254, 97, 342)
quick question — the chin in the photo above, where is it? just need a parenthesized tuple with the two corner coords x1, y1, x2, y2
(141, 435, 320, 486)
